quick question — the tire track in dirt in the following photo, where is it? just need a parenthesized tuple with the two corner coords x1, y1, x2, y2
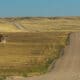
(9, 22, 26, 31)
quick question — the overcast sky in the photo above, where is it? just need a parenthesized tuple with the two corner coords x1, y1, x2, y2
(0, 0, 80, 17)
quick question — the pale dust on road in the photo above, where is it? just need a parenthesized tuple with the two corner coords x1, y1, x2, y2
(6, 32, 80, 80)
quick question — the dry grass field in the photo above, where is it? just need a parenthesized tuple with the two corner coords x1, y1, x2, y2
(12, 17, 80, 32)
(0, 32, 69, 78)
(0, 17, 80, 32)
(0, 17, 79, 78)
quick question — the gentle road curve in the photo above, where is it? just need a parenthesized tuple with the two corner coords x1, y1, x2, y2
(7, 32, 80, 80)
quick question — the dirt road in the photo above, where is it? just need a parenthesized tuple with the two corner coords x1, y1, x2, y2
(7, 32, 80, 80)
(10, 22, 26, 30)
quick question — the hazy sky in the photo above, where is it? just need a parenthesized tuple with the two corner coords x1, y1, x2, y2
(0, 0, 80, 17)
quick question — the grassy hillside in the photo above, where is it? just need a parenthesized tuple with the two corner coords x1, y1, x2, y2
(0, 32, 69, 77)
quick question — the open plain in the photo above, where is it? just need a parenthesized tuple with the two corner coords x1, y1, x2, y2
(0, 17, 79, 80)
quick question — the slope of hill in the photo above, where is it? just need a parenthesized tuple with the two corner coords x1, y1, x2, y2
(0, 17, 79, 79)
(13, 32, 80, 80)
